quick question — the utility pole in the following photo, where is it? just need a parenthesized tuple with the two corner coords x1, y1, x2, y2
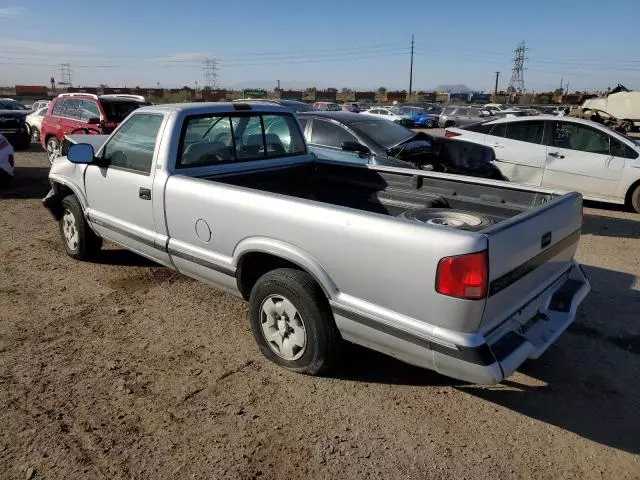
(276, 79, 281, 91)
(59, 63, 72, 88)
(493, 71, 500, 100)
(560, 77, 563, 92)
(409, 34, 415, 97)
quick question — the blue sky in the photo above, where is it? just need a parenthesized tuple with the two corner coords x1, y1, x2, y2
(1, 0, 639, 92)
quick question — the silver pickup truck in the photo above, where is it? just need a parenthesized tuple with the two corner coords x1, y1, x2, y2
(43, 102, 590, 384)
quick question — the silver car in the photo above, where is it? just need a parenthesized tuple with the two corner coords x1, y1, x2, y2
(438, 106, 492, 128)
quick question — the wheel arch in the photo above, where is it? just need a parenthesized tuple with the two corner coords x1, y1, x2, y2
(234, 238, 338, 301)
(46, 177, 89, 219)
(624, 177, 640, 211)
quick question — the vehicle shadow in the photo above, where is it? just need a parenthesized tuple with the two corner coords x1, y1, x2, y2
(582, 211, 640, 239)
(330, 343, 459, 387)
(89, 248, 158, 267)
(459, 263, 640, 454)
(0, 166, 51, 199)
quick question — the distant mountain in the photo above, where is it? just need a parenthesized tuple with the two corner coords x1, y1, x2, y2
(434, 84, 473, 93)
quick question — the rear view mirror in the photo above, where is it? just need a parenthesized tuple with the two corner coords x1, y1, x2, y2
(86, 117, 101, 125)
(341, 141, 370, 154)
(67, 143, 95, 164)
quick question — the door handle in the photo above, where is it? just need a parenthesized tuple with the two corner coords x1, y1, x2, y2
(548, 152, 565, 159)
(490, 143, 504, 148)
(139, 187, 151, 200)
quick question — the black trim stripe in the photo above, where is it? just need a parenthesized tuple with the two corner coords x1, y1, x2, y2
(488, 229, 581, 297)
(168, 246, 236, 277)
(331, 305, 496, 366)
(87, 213, 159, 249)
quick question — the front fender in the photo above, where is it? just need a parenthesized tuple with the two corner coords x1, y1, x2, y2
(233, 237, 339, 299)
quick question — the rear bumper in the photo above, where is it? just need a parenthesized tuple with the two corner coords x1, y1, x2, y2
(433, 261, 590, 383)
(332, 261, 590, 384)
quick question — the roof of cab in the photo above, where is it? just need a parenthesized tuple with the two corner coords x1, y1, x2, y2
(136, 101, 292, 115)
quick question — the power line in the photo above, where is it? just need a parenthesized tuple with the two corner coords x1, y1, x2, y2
(409, 35, 414, 96)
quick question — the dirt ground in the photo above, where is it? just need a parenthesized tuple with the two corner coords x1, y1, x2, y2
(1, 145, 639, 480)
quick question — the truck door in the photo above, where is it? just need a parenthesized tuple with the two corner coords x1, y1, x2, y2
(84, 112, 170, 264)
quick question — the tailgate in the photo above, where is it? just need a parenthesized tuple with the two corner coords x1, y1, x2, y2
(481, 192, 583, 330)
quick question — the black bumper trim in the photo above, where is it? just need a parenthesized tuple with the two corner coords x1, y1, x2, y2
(331, 305, 497, 366)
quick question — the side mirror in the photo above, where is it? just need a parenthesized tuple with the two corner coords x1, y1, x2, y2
(341, 141, 370, 154)
(86, 117, 101, 125)
(67, 143, 95, 164)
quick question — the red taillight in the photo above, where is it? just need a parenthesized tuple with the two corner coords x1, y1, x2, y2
(444, 130, 460, 138)
(436, 251, 488, 299)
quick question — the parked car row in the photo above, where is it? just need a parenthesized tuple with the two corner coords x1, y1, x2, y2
(0, 98, 31, 150)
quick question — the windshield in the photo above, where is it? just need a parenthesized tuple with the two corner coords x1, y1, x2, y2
(350, 119, 414, 148)
(326, 103, 342, 111)
(0, 99, 28, 111)
(100, 99, 151, 122)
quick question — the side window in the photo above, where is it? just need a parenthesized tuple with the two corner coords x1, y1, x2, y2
(310, 120, 357, 148)
(489, 123, 506, 137)
(52, 99, 66, 116)
(551, 122, 609, 154)
(80, 100, 101, 122)
(465, 122, 493, 134)
(457, 108, 469, 116)
(262, 114, 306, 157)
(102, 114, 164, 173)
(62, 99, 82, 120)
(504, 121, 544, 144)
(610, 138, 639, 159)
(179, 113, 304, 168)
(370, 109, 379, 114)
(298, 117, 308, 132)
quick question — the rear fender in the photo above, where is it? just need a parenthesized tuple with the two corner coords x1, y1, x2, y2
(233, 237, 338, 299)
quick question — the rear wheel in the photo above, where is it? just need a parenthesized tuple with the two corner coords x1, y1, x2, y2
(629, 184, 640, 214)
(444, 120, 455, 128)
(427, 120, 436, 128)
(31, 126, 40, 142)
(59, 195, 103, 260)
(46, 137, 60, 164)
(249, 268, 341, 375)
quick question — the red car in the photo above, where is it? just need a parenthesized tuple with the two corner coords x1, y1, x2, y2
(40, 93, 150, 163)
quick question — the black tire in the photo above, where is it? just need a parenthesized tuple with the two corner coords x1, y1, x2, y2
(427, 120, 436, 128)
(399, 208, 494, 231)
(31, 126, 40, 142)
(629, 184, 640, 214)
(59, 195, 103, 260)
(249, 268, 341, 375)
(444, 121, 455, 128)
(46, 136, 61, 164)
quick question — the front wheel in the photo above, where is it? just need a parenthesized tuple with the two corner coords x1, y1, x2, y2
(31, 126, 40, 142)
(249, 268, 341, 375)
(46, 137, 61, 164)
(427, 120, 436, 128)
(59, 195, 103, 260)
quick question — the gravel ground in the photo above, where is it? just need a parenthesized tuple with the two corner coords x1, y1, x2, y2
(1, 145, 639, 480)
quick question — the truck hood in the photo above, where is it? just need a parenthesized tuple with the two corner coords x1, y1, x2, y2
(0, 110, 29, 119)
(64, 134, 110, 153)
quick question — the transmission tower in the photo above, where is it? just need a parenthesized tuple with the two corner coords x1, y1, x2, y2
(507, 41, 527, 93)
(59, 63, 73, 87)
(203, 58, 218, 89)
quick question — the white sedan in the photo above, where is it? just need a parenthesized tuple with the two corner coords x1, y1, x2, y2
(25, 107, 48, 142)
(0, 133, 15, 184)
(446, 115, 640, 212)
(360, 107, 412, 125)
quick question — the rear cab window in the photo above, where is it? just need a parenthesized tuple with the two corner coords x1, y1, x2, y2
(178, 112, 306, 168)
(504, 120, 544, 144)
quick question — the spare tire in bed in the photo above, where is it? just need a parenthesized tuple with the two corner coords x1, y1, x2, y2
(398, 208, 494, 231)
